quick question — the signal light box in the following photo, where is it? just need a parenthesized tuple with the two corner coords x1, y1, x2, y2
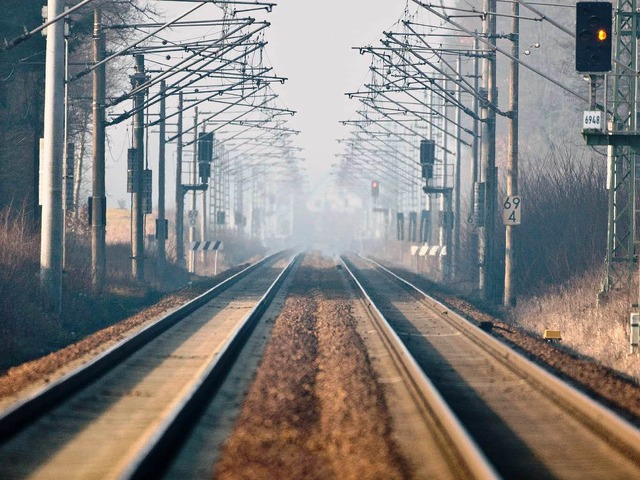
(576, 2, 613, 73)
(371, 180, 379, 198)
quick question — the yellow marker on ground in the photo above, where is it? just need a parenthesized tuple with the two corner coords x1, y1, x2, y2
(543, 330, 562, 342)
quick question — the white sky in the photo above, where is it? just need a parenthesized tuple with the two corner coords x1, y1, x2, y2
(263, 0, 410, 178)
(105, 0, 411, 206)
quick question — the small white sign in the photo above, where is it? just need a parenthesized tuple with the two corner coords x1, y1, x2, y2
(188, 210, 198, 226)
(583, 111, 603, 131)
(503, 196, 522, 225)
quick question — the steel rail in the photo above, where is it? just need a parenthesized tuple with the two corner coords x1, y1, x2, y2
(362, 255, 640, 471)
(0, 251, 288, 443)
(120, 253, 299, 478)
(340, 257, 500, 480)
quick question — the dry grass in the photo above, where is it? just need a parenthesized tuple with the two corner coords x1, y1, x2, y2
(106, 208, 134, 245)
(0, 206, 263, 372)
(513, 270, 640, 381)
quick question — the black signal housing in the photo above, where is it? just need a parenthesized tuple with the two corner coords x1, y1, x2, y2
(576, 1, 613, 73)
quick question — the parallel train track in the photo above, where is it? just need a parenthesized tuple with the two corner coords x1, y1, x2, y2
(2, 251, 640, 479)
(0, 251, 297, 479)
(343, 254, 640, 479)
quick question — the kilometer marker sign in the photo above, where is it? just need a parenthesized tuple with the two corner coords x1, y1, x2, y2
(503, 196, 522, 225)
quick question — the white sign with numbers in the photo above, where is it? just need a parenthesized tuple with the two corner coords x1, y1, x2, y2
(503, 196, 522, 225)
(583, 111, 603, 131)
(188, 210, 198, 226)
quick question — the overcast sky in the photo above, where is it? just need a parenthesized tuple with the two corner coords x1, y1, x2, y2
(262, 0, 411, 178)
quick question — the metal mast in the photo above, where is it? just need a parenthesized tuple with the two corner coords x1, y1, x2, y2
(602, 0, 638, 294)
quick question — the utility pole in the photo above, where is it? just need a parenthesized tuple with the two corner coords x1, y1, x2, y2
(131, 54, 146, 281)
(201, 171, 208, 265)
(175, 92, 185, 267)
(157, 80, 167, 276)
(200, 129, 208, 266)
(470, 35, 480, 285)
(440, 78, 451, 282)
(235, 169, 244, 238)
(40, 0, 66, 313)
(62, 13, 71, 271)
(504, 1, 519, 307)
(188, 108, 198, 274)
(479, 0, 497, 302)
(454, 54, 462, 279)
(426, 88, 434, 245)
(91, 7, 106, 294)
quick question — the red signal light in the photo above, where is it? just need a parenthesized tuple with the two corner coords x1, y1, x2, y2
(371, 180, 379, 197)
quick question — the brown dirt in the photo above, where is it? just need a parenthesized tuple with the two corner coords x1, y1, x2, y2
(0, 264, 249, 403)
(386, 265, 640, 426)
(213, 254, 410, 480)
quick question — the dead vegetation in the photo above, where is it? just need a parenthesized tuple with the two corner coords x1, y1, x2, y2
(513, 272, 640, 382)
(0, 205, 261, 373)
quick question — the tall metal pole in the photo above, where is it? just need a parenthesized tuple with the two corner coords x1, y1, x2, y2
(91, 8, 106, 294)
(504, 1, 519, 307)
(188, 108, 198, 273)
(480, 0, 497, 302)
(131, 55, 146, 281)
(601, 0, 638, 295)
(40, 0, 66, 313)
(157, 80, 167, 276)
(175, 92, 185, 267)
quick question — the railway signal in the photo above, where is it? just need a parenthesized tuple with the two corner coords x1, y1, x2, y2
(575, 1, 612, 73)
(419, 139, 435, 181)
(371, 180, 379, 198)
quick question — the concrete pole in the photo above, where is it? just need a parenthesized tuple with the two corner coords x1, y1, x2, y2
(40, 0, 66, 313)
(200, 127, 208, 265)
(131, 55, 145, 281)
(454, 55, 462, 279)
(188, 108, 198, 274)
(480, 0, 497, 302)
(439, 79, 447, 248)
(470, 35, 480, 284)
(62, 25, 69, 271)
(157, 80, 167, 276)
(200, 166, 207, 265)
(175, 92, 185, 267)
(91, 8, 106, 294)
(504, 1, 520, 307)
(440, 79, 451, 282)
(426, 89, 433, 245)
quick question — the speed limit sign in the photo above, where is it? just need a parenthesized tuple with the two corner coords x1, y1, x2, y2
(503, 196, 521, 225)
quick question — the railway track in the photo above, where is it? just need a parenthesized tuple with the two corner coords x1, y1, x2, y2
(0, 251, 297, 479)
(3, 250, 640, 479)
(343, 254, 640, 479)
